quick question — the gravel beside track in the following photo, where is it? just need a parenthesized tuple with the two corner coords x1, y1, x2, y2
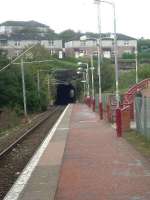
(0, 107, 56, 153)
(0, 106, 65, 200)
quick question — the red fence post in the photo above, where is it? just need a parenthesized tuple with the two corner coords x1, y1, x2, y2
(107, 104, 109, 121)
(92, 98, 96, 112)
(85, 96, 87, 105)
(106, 104, 111, 122)
(130, 102, 134, 120)
(86, 96, 90, 107)
(84, 96, 86, 104)
(147, 80, 149, 88)
(116, 107, 122, 137)
(89, 96, 91, 107)
(99, 101, 103, 120)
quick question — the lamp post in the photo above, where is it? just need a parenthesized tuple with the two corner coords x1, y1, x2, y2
(83, 72, 86, 98)
(135, 46, 138, 84)
(77, 70, 86, 101)
(80, 35, 102, 115)
(90, 55, 96, 111)
(94, 0, 103, 119)
(96, 0, 119, 107)
(112, 1, 119, 107)
(77, 62, 91, 106)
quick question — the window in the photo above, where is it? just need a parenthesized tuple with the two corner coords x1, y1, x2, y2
(80, 41, 86, 47)
(0, 40, 8, 46)
(14, 41, 20, 46)
(49, 40, 54, 46)
(124, 41, 129, 46)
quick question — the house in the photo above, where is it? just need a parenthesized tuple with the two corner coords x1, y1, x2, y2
(0, 20, 63, 58)
(64, 33, 137, 58)
(0, 20, 49, 35)
(0, 34, 63, 58)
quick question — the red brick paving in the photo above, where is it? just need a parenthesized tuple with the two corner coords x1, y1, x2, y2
(55, 104, 150, 200)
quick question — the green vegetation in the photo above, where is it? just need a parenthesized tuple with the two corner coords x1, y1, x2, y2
(0, 45, 80, 113)
(124, 130, 150, 157)
(138, 40, 150, 63)
(0, 50, 9, 68)
(94, 59, 115, 92)
(1, 37, 150, 129)
(122, 53, 135, 59)
(119, 70, 136, 91)
(118, 64, 150, 92)
(0, 108, 21, 134)
(0, 44, 83, 132)
(0, 45, 116, 120)
(121, 39, 150, 63)
(58, 29, 82, 42)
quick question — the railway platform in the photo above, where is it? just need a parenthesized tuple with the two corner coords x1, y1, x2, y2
(4, 104, 150, 200)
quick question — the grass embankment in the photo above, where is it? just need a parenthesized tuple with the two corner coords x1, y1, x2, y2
(124, 130, 150, 158)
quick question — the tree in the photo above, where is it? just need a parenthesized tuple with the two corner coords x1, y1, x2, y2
(93, 59, 115, 92)
(0, 50, 9, 69)
(58, 29, 82, 42)
(122, 53, 135, 59)
(24, 44, 51, 61)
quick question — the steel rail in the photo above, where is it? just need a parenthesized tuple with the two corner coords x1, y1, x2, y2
(0, 106, 63, 160)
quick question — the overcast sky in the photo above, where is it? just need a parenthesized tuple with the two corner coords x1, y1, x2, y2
(0, 0, 149, 39)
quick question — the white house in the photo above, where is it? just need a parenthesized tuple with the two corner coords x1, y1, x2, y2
(0, 20, 63, 58)
(65, 33, 137, 58)
(0, 34, 63, 58)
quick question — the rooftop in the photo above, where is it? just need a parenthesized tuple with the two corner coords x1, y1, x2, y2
(116, 33, 137, 40)
(66, 33, 137, 42)
(0, 20, 49, 28)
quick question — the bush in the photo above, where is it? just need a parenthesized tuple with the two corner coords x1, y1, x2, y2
(119, 70, 136, 91)
(119, 64, 150, 92)
(0, 107, 21, 131)
(93, 61, 115, 92)
(139, 64, 150, 79)
(122, 53, 135, 59)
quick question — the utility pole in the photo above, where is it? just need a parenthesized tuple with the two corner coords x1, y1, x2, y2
(21, 58, 27, 119)
(135, 47, 138, 84)
(96, 0, 103, 119)
(47, 73, 50, 103)
(37, 70, 40, 99)
(83, 72, 86, 97)
(91, 55, 95, 111)
(86, 63, 90, 97)
(113, 2, 119, 107)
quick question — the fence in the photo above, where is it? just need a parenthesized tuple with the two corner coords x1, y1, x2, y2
(106, 95, 117, 122)
(123, 78, 150, 119)
(86, 90, 150, 138)
(95, 93, 111, 112)
(135, 96, 150, 139)
(116, 105, 131, 137)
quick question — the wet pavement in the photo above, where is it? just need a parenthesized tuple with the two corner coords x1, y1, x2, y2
(55, 104, 150, 200)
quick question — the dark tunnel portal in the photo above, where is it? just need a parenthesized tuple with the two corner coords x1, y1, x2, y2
(55, 84, 76, 105)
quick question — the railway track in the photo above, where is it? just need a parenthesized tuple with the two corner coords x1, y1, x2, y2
(0, 106, 65, 200)
(0, 106, 62, 160)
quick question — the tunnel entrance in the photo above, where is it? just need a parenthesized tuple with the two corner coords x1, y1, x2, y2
(55, 84, 76, 105)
